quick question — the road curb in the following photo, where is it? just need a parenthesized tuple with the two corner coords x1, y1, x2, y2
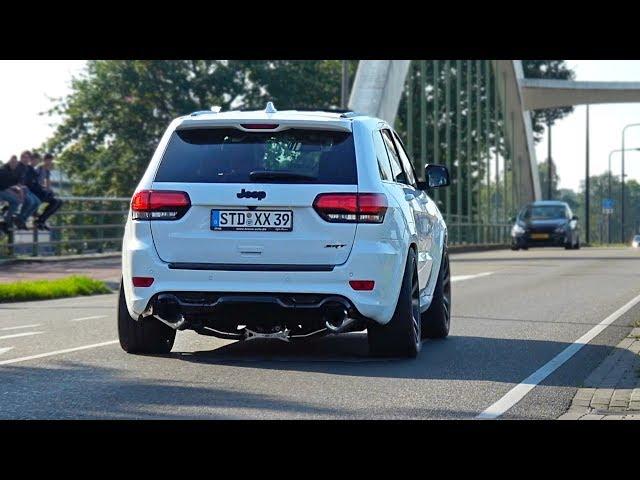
(0, 252, 121, 267)
(448, 244, 509, 254)
(559, 327, 640, 420)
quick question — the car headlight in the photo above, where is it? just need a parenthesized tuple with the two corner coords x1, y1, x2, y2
(511, 224, 525, 237)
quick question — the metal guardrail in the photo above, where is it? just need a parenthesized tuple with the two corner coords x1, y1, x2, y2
(0, 197, 511, 259)
(0, 196, 130, 259)
(444, 214, 511, 246)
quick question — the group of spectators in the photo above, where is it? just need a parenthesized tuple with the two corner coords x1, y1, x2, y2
(0, 150, 63, 234)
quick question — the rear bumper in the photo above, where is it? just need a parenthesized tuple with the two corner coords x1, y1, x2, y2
(513, 232, 568, 247)
(122, 227, 406, 325)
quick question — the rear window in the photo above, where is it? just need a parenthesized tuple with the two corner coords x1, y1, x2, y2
(154, 128, 357, 184)
(521, 205, 569, 220)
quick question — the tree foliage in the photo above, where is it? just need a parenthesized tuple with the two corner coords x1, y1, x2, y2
(44, 59, 571, 209)
(44, 60, 356, 197)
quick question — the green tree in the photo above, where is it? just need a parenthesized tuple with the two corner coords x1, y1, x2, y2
(538, 160, 560, 200)
(395, 60, 575, 220)
(44, 60, 351, 197)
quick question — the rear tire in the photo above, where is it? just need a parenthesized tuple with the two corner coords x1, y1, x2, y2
(118, 281, 176, 354)
(421, 247, 451, 339)
(368, 249, 421, 358)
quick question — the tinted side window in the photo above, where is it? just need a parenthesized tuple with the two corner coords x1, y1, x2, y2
(391, 131, 417, 187)
(372, 131, 393, 181)
(381, 129, 407, 184)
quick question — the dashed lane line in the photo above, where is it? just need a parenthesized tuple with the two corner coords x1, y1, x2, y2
(69, 315, 108, 322)
(0, 331, 44, 341)
(0, 340, 119, 366)
(451, 272, 494, 282)
(1, 324, 42, 331)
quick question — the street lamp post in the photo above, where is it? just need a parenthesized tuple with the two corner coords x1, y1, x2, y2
(621, 123, 640, 243)
(609, 146, 640, 243)
(547, 118, 553, 200)
(585, 105, 590, 245)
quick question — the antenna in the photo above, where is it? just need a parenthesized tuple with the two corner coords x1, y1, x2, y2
(210, 106, 222, 113)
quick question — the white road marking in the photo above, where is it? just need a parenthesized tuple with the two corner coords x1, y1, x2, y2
(451, 272, 493, 283)
(1, 324, 42, 331)
(0, 340, 119, 366)
(0, 331, 43, 341)
(0, 347, 14, 356)
(69, 315, 107, 322)
(477, 291, 640, 419)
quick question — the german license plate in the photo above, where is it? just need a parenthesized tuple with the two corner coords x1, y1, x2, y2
(211, 210, 293, 232)
(531, 233, 549, 240)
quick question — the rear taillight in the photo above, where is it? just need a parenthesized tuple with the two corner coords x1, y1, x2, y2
(313, 193, 387, 224)
(131, 190, 191, 221)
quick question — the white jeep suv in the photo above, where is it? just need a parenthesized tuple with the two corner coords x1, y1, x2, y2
(119, 103, 451, 358)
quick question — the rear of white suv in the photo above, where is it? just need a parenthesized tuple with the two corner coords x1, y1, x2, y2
(119, 105, 451, 358)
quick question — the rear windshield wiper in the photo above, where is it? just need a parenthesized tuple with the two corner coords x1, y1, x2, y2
(249, 170, 317, 182)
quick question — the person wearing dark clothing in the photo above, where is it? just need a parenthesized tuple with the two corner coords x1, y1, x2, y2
(14, 151, 41, 230)
(32, 153, 63, 230)
(0, 156, 25, 231)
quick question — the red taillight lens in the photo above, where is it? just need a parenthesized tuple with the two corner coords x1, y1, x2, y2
(313, 193, 387, 223)
(131, 190, 191, 220)
(132, 276, 154, 287)
(349, 280, 375, 291)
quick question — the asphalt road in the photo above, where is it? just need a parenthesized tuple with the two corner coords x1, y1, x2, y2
(1, 247, 639, 419)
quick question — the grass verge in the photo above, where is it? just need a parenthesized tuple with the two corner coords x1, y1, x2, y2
(0, 275, 112, 303)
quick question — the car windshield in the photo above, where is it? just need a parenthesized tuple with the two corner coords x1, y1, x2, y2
(522, 205, 568, 221)
(634, 236, 640, 241)
(154, 128, 357, 184)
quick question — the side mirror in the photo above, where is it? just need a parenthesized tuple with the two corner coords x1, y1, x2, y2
(425, 164, 450, 188)
(572, 215, 579, 221)
(509, 216, 516, 223)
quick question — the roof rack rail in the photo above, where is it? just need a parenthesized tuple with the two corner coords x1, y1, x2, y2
(190, 110, 212, 116)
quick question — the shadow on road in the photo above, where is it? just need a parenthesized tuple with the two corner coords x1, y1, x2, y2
(0, 332, 633, 418)
(176, 331, 634, 386)
(0, 360, 343, 419)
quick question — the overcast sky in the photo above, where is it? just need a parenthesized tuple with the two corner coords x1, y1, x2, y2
(2, 60, 640, 191)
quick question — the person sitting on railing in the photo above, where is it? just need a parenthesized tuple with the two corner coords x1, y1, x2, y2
(33, 153, 63, 231)
(0, 155, 27, 233)
(13, 151, 42, 231)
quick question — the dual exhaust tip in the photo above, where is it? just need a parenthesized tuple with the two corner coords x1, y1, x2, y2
(152, 294, 355, 334)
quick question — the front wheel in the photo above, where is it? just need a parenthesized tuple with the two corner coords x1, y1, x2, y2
(368, 249, 421, 358)
(118, 281, 176, 354)
(421, 247, 451, 339)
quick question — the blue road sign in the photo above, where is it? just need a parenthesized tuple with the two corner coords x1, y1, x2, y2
(603, 198, 615, 210)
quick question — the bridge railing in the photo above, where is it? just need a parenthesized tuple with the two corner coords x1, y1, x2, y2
(445, 214, 511, 246)
(0, 196, 511, 259)
(0, 196, 130, 259)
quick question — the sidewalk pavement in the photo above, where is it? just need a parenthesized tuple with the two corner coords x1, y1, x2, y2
(0, 255, 121, 285)
(559, 327, 640, 420)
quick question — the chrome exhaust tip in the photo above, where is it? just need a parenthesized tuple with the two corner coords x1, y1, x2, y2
(324, 304, 354, 333)
(153, 294, 187, 330)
